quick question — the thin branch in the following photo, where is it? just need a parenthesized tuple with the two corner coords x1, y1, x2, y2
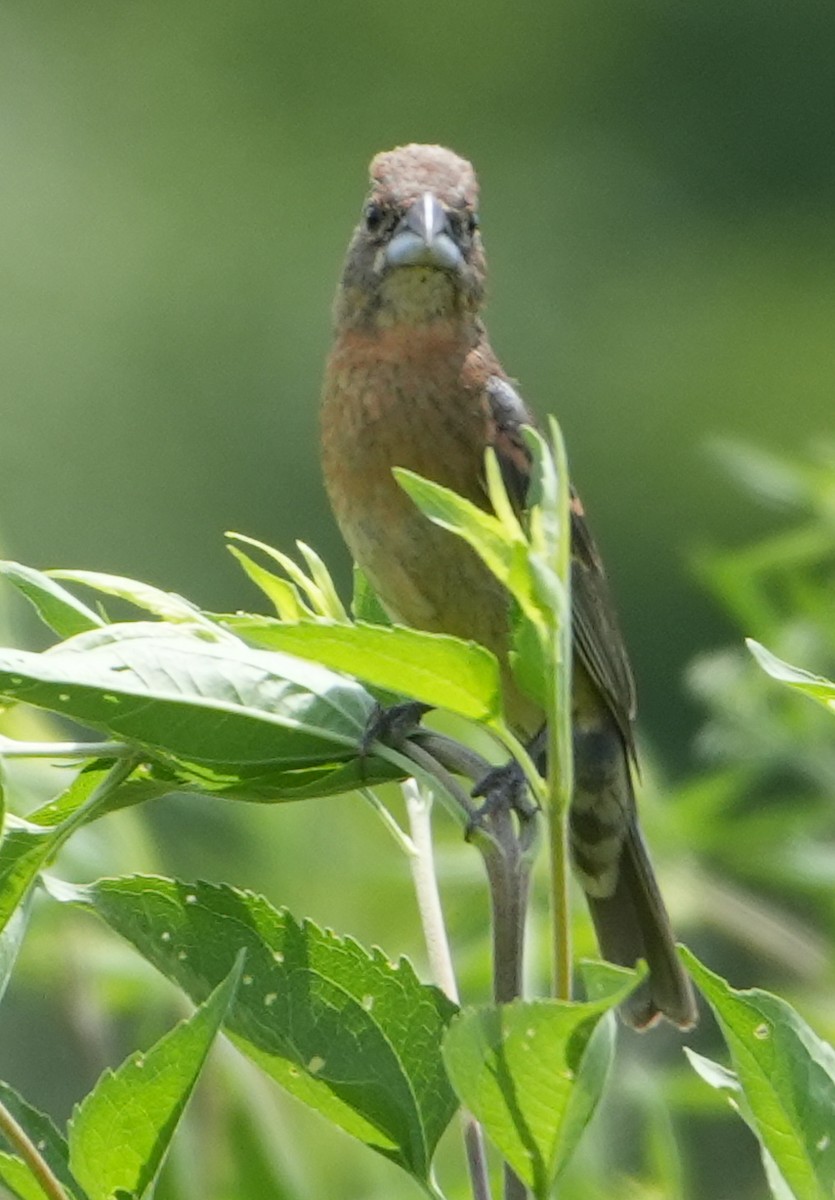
(358, 787, 416, 857)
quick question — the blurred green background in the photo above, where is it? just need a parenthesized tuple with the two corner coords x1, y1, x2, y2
(2, 2, 835, 1198)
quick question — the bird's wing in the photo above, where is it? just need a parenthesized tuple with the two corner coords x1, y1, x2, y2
(483, 377, 638, 758)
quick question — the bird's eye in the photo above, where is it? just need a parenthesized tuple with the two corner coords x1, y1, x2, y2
(364, 202, 385, 232)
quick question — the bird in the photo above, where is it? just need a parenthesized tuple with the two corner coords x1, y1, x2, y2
(320, 143, 697, 1030)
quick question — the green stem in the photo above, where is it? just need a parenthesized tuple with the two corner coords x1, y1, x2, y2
(547, 416, 574, 1002)
(403, 779, 494, 1200)
(51, 755, 142, 853)
(0, 737, 133, 758)
(0, 1098, 71, 1200)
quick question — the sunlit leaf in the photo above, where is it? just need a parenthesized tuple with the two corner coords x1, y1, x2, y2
(747, 639, 835, 709)
(48, 569, 212, 625)
(442, 963, 640, 1199)
(682, 947, 835, 1200)
(68, 954, 242, 1200)
(219, 617, 502, 722)
(0, 562, 104, 638)
(0, 622, 377, 777)
(57, 876, 459, 1183)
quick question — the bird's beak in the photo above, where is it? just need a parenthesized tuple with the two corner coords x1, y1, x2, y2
(385, 192, 464, 273)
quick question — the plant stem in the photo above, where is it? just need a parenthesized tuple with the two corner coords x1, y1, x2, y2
(403, 778, 494, 1200)
(403, 778, 459, 1003)
(0, 1098, 71, 1200)
(0, 737, 133, 758)
(546, 416, 574, 1003)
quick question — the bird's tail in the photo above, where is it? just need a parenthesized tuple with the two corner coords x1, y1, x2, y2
(568, 722, 697, 1030)
(583, 817, 697, 1030)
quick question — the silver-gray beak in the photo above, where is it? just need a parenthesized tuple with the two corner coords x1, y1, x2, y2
(385, 192, 464, 272)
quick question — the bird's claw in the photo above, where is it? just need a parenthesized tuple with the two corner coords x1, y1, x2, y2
(360, 700, 432, 756)
(467, 760, 539, 837)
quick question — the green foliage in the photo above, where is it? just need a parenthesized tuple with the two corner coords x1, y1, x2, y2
(683, 950, 835, 1200)
(0, 963, 241, 1200)
(442, 965, 638, 1199)
(54, 876, 459, 1184)
(3, 441, 835, 1197)
(67, 957, 242, 1200)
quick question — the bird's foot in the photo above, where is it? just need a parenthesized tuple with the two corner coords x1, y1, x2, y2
(468, 759, 539, 837)
(360, 700, 432, 756)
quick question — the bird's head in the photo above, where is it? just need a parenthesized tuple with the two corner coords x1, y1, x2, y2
(335, 144, 487, 329)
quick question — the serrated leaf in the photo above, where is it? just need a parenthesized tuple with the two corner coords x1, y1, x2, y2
(60, 876, 459, 1182)
(681, 946, 835, 1200)
(747, 640, 835, 710)
(442, 964, 640, 1199)
(0, 562, 104, 638)
(47, 569, 211, 626)
(0, 622, 377, 779)
(217, 618, 502, 722)
(68, 954, 243, 1200)
(0, 1080, 82, 1200)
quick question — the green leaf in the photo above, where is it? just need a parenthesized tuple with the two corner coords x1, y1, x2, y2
(0, 1080, 83, 1200)
(747, 639, 835, 709)
(227, 546, 312, 620)
(0, 763, 112, 939)
(681, 946, 835, 1200)
(226, 533, 338, 619)
(442, 963, 639, 1199)
(67, 953, 243, 1200)
(47, 569, 212, 626)
(0, 760, 165, 945)
(351, 568, 391, 626)
(0, 901, 30, 1007)
(0, 561, 104, 638)
(59, 876, 459, 1183)
(294, 542, 348, 621)
(394, 468, 517, 589)
(218, 618, 502, 722)
(0, 622, 377, 778)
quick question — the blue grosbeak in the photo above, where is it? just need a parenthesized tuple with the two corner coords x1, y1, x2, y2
(321, 144, 696, 1030)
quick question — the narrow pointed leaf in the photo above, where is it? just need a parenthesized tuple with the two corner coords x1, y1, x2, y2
(681, 946, 835, 1200)
(226, 546, 311, 620)
(47, 570, 212, 626)
(394, 468, 516, 587)
(58, 876, 459, 1183)
(351, 568, 391, 626)
(68, 954, 243, 1200)
(226, 534, 331, 617)
(747, 639, 835, 709)
(0, 562, 104, 638)
(295, 542, 348, 621)
(442, 964, 640, 1198)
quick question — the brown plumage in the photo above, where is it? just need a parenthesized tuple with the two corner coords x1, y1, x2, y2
(321, 144, 696, 1030)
